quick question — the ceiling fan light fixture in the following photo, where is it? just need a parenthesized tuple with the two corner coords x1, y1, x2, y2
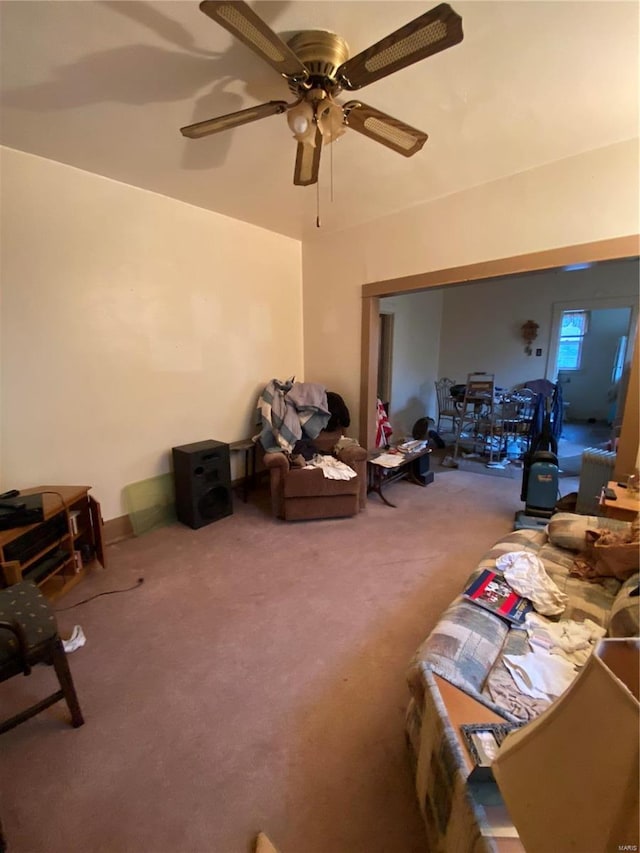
(317, 100, 346, 143)
(287, 101, 316, 145)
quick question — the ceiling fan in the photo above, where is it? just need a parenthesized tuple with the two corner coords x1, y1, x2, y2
(180, 1, 463, 187)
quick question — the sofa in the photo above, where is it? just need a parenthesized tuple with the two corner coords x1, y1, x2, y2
(405, 512, 640, 852)
(262, 428, 368, 521)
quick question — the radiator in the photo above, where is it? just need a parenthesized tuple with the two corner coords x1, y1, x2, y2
(575, 447, 616, 515)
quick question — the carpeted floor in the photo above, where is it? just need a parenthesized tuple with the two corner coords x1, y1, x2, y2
(557, 455, 583, 477)
(455, 456, 520, 479)
(556, 421, 612, 478)
(2, 470, 523, 853)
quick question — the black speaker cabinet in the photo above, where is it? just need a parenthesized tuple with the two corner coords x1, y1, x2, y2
(411, 452, 435, 486)
(172, 439, 233, 529)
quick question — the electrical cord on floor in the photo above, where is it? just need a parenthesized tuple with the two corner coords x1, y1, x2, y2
(55, 578, 144, 611)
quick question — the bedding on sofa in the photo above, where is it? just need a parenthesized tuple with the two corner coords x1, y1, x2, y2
(405, 512, 640, 851)
(408, 514, 639, 723)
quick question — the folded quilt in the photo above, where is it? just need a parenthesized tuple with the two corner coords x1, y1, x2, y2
(285, 382, 331, 439)
(257, 378, 330, 453)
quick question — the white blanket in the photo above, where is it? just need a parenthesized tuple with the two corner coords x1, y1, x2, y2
(496, 551, 568, 616)
(524, 612, 606, 666)
(305, 454, 356, 480)
(502, 613, 606, 700)
(503, 651, 577, 700)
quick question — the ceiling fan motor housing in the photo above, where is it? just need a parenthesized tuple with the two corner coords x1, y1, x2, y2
(286, 31, 350, 96)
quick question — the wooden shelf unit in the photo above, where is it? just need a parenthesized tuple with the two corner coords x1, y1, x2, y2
(0, 485, 106, 601)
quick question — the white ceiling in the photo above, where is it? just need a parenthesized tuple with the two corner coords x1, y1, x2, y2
(1, 1, 638, 240)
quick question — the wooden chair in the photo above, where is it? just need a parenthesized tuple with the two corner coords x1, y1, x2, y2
(513, 388, 537, 452)
(453, 373, 497, 460)
(487, 385, 539, 462)
(0, 580, 84, 734)
(434, 378, 460, 433)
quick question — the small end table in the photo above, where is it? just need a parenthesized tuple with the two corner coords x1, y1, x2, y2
(599, 480, 640, 522)
(367, 445, 433, 507)
(229, 439, 257, 503)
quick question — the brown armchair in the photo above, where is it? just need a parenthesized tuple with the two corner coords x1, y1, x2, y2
(263, 429, 367, 521)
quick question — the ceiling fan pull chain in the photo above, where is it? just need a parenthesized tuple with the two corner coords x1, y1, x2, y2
(330, 135, 334, 203)
(316, 176, 321, 228)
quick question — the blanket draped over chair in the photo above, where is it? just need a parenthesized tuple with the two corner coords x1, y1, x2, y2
(257, 378, 331, 453)
(256, 379, 367, 520)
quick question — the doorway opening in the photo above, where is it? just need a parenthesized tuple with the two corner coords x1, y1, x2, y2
(548, 300, 635, 476)
(359, 235, 639, 483)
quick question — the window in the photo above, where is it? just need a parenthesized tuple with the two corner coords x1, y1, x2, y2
(557, 310, 589, 371)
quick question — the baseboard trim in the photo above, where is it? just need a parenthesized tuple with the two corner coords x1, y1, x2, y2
(104, 514, 134, 545)
(103, 475, 259, 545)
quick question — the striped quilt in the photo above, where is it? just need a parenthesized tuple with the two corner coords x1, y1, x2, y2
(257, 379, 331, 453)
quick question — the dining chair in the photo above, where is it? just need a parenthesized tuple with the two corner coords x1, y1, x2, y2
(434, 377, 460, 433)
(0, 580, 84, 734)
(453, 373, 497, 460)
(513, 388, 537, 452)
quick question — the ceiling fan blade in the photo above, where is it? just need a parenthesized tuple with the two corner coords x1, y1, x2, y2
(293, 127, 323, 186)
(180, 100, 288, 139)
(199, 1, 309, 81)
(343, 102, 428, 157)
(336, 3, 463, 91)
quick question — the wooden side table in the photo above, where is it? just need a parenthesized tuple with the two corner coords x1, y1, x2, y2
(367, 446, 433, 507)
(599, 480, 640, 522)
(0, 485, 105, 600)
(229, 439, 257, 503)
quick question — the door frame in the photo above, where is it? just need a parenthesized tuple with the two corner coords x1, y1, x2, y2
(359, 234, 639, 475)
(377, 312, 394, 405)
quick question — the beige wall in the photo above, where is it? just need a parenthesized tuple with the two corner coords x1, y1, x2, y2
(302, 139, 639, 433)
(439, 262, 639, 397)
(2, 139, 638, 521)
(379, 290, 444, 438)
(377, 263, 639, 431)
(0, 148, 303, 520)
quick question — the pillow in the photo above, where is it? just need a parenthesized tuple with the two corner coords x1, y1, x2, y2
(607, 574, 640, 637)
(548, 512, 631, 552)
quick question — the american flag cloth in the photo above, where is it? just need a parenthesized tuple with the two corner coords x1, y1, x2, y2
(375, 398, 393, 448)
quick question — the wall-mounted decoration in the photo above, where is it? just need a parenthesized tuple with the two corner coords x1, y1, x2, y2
(521, 320, 539, 355)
